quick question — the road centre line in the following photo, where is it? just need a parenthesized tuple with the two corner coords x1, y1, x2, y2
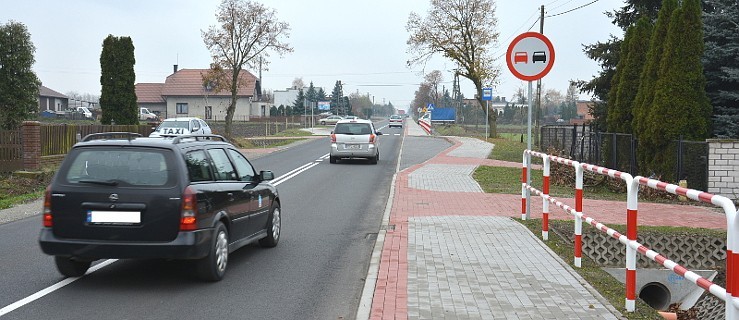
(0, 259, 118, 317)
(271, 154, 327, 186)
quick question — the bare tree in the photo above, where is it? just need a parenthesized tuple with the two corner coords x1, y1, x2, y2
(291, 77, 304, 90)
(407, 0, 500, 137)
(424, 70, 443, 107)
(565, 82, 579, 104)
(202, 0, 293, 138)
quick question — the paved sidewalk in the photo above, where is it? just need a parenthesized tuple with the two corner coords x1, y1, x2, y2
(364, 119, 727, 320)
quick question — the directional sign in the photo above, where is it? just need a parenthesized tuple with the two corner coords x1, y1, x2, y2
(506, 32, 555, 81)
(482, 88, 493, 101)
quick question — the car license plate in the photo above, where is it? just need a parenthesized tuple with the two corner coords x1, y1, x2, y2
(344, 144, 361, 150)
(87, 210, 141, 224)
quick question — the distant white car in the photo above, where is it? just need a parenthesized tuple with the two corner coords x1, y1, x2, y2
(149, 117, 212, 137)
(140, 107, 158, 121)
(74, 107, 93, 120)
(329, 118, 382, 164)
(319, 115, 344, 126)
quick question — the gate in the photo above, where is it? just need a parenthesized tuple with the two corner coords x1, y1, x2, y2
(0, 130, 23, 172)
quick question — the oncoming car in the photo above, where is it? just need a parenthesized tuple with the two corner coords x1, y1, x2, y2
(39, 132, 281, 281)
(319, 115, 344, 126)
(150, 117, 212, 137)
(330, 119, 382, 164)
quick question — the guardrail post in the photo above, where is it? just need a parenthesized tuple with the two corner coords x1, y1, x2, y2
(725, 203, 738, 320)
(522, 151, 528, 220)
(625, 176, 639, 312)
(574, 162, 583, 268)
(542, 156, 550, 240)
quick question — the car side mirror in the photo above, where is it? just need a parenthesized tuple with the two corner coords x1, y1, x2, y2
(260, 170, 274, 181)
(376, 131, 383, 135)
(330, 131, 334, 134)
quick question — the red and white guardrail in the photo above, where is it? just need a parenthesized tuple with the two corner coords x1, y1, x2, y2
(521, 149, 739, 317)
(418, 116, 431, 135)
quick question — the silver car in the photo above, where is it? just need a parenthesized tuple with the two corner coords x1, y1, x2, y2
(319, 115, 344, 126)
(329, 119, 382, 164)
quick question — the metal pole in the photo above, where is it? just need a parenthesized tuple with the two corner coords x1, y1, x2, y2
(526, 80, 533, 219)
(485, 100, 489, 141)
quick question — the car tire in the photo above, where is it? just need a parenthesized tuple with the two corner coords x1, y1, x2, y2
(259, 203, 281, 248)
(370, 154, 378, 165)
(320, 121, 326, 125)
(196, 221, 229, 282)
(55, 256, 91, 277)
(329, 156, 337, 164)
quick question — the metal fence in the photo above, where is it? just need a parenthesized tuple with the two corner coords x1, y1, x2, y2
(540, 125, 708, 190)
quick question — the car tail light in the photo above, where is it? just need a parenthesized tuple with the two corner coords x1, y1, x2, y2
(180, 186, 197, 231)
(43, 186, 52, 227)
(330, 134, 336, 143)
(369, 134, 376, 144)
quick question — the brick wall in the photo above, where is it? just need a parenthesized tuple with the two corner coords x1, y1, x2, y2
(707, 139, 739, 202)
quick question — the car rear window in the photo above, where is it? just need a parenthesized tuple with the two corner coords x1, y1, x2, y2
(62, 148, 173, 187)
(159, 121, 189, 129)
(334, 123, 372, 135)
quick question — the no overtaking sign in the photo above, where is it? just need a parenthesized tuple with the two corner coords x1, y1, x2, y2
(506, 32, 555, 81)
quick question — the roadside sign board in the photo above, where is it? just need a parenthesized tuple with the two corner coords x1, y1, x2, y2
(506, 32, 555, 81)
(482, 88, 493, 101)
(427, 103, 435, 110)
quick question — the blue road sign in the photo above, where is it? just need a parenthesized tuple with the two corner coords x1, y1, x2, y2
(482, 88, 493, 101)
(427, 103, 435, 110)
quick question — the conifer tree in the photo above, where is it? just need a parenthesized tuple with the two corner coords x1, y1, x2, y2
(100, 35, 137, 125)
(633, 0, 677, 173)
(610, 17, 652, 134)
(646, 0, 711, 180)
(703, 0, 739, 138)
(605, 28, 631, 133)
(0, 21, 40, 130)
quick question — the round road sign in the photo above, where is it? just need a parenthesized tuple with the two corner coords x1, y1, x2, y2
(506, 32, 555, 81)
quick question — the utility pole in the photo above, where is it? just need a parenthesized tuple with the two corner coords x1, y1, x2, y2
(535, 5, 544, 148)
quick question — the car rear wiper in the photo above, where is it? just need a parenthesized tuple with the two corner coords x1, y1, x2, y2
(78, 179, 120, 186)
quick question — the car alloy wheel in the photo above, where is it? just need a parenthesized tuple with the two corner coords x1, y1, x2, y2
(197, 221, 228, 281)
(214, 229, 228, 274)
(259, 204, 281, 247)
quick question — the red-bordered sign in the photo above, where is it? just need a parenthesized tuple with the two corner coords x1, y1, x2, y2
(506, 32, 555, 81)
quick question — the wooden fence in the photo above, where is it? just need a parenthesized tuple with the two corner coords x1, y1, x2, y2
(0, 123, 154, 173)
(40, 124, 153, 156)
(0, 130, 23, 172)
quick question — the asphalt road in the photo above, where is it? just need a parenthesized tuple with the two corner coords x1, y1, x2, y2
(0, 122, 452, 320)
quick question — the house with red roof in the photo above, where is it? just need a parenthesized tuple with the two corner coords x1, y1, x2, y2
(136, 66, 264, 120)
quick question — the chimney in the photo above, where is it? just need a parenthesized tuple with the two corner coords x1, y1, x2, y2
(502, 97, 506, 102)
(173, 64, 178, 74)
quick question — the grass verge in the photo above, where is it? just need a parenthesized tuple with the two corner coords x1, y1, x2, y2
(518, 218, 663, 319)
(0, 172, 53, 210)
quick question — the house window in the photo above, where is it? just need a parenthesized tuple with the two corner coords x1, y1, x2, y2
(205, 106, 212, 120)
(176, 103, 189, 114)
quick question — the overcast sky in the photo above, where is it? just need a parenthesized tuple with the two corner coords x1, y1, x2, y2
(3, 0, 624, 110)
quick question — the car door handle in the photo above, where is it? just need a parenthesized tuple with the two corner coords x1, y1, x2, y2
(227, 192, 234, 201)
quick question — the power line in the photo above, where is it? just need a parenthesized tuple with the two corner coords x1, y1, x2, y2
(548, 0, 576, 12)
(546, 0, 600, 18)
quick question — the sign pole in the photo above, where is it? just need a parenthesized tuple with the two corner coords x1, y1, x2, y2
(485, 100, 489, 141)
(526, 80, 533, 220)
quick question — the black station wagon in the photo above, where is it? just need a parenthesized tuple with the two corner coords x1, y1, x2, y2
(39, 133, 281, 281)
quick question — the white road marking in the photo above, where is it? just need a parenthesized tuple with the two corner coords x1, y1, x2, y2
(0, 259, 118, 317)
